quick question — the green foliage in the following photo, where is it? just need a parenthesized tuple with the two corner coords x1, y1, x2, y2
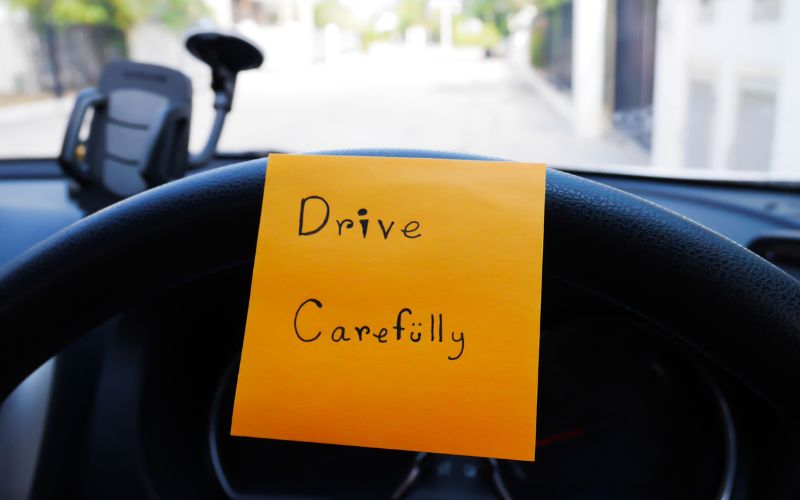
(454, 18, 501, 48)
(529, 1, 570, 69)
(532, 0, 570, 9)
(395, 0, 427, 31)
(11, 0, 207, 31)
(314, 0, 358, 29)
(146, 0, 209, 30)
(361, 27, 392, 50)
(11, 0, 131, 28)
(462, 0, 534, 37)
(530, 19, 545, 66)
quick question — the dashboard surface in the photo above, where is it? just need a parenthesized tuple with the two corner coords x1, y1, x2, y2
(1, 157, 799, 499)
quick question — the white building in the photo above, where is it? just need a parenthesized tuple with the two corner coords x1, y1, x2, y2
(0, 4, 42, 95)
(652, 0, 800, 176)
(510, 0, 800, 176)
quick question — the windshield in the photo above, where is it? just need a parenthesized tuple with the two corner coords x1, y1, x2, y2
(0, 0, 796, 180)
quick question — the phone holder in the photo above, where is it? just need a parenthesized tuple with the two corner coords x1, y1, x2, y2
(59, 31, 264, 201)
(59, 60, 192, 198)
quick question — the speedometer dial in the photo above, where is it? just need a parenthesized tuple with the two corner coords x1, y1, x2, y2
(495, 317, 736, 500)
(209, 358, 419, 499)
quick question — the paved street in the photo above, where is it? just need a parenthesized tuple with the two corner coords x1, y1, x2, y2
(0, 46, 647, 166)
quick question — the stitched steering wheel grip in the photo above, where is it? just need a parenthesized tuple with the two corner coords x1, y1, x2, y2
(1, 150, 799, 419)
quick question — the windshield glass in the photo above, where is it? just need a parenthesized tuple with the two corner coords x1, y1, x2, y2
(0, 0, 797, 179)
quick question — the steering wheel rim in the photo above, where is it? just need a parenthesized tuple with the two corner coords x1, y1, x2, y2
(1, 150, 799, 420)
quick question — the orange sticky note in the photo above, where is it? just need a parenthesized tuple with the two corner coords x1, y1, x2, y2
(231, 154, 546, 461)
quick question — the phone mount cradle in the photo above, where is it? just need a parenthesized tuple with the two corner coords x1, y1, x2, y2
(58, 30, 264, 204)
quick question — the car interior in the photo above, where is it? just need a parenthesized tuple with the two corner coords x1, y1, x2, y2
(1, 1, 800, 499)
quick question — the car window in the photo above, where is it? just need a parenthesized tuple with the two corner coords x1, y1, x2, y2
(0, 0, 798, 180)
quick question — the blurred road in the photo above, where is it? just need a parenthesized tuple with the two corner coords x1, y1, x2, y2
(0, 45, 647, 166)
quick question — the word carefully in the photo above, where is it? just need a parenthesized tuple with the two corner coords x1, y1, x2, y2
(294, 298, 465, 361)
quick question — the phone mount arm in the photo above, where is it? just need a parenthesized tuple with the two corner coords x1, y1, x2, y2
(185, 30, 264, 168)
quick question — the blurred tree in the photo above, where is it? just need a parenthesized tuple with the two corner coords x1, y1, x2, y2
(314, 0, 358, 29)
(529, 0, 572, 86)
(532, 0, 569, 9)
(395, 0, 426, 32)
(463, 0, 533, 36)
(10, 0, 134, 29)
(453, 17, 501, 49)
(11, 0, 207, 96)
(11, 0, 206, 31)
(146, 0, 209, 30)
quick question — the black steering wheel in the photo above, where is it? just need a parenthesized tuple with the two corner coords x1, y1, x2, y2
(1, 149, 799, 425)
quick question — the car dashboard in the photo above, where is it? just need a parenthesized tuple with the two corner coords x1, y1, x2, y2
(1, 156, 799, 499)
